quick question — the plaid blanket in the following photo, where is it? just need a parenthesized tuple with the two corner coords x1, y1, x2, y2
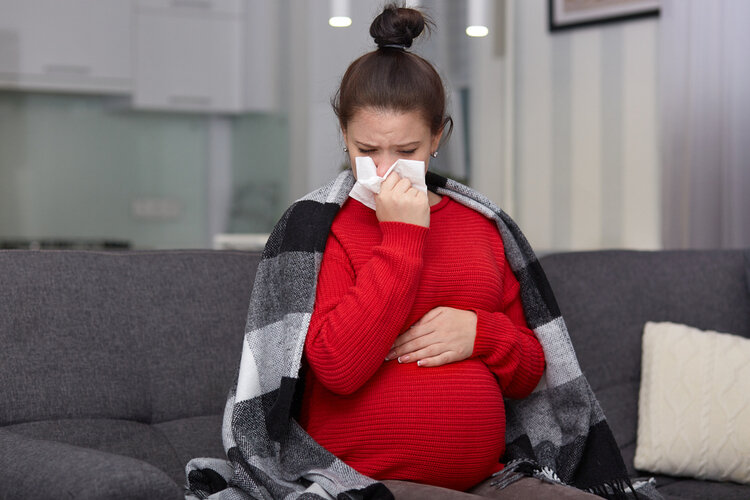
(185, 170, 659, 500)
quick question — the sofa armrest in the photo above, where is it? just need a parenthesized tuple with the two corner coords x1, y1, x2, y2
(0, 428, 183, 500)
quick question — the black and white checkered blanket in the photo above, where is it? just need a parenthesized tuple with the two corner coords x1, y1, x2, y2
(185, 170, 658, 500)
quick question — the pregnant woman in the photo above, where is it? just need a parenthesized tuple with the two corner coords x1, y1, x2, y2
(298, 4, 596, 499)
(186, 4, 644, 500)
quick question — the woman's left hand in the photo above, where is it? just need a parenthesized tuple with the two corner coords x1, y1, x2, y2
(385, 307, 477, 367)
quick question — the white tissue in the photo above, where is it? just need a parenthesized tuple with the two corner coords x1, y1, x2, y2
(349, 157, 427, 210)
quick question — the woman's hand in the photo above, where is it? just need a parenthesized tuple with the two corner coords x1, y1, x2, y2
(375, 172, 430, 228)
(385, 307, 477, 367)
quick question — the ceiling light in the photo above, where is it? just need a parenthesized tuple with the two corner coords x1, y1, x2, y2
(467, 0, 489, 37)
(329, 0, 352, 28)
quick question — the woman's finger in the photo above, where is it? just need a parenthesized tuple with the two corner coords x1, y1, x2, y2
(392, 177, 413, 195)
(387, 328, 437, 360)
(380, 171, 401, 191)
(413, 307, 445, 327)
(388, 332, 438, 360)
(391, 323, 432, 349)
(396, 343, 445, 364)
(416, 351, 457, 368)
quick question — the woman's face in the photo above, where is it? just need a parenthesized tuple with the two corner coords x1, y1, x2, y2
(342, 107, 442, 179)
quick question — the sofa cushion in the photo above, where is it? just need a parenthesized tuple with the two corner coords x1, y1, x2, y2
(617, 444, 749, 500)
(635, 322, 750, 485)
(6, 418, 185, 484)
(6, 415, 228, 487)
(654, 476, 750, 500)
(155, 414, 226, 482)
(0, 250, 259, 426)
(0, 428, 182, 500)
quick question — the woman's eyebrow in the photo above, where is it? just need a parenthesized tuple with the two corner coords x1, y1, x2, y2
(354, 141, 421, 148)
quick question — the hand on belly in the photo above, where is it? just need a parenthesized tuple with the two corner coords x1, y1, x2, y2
(385, 307, 478, 367)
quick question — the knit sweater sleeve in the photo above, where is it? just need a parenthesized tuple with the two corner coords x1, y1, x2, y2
(305, 221, 428, 395)
(471, 256, 546, 399)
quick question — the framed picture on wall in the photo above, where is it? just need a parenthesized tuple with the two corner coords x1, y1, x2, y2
(549, 0, 660, 32)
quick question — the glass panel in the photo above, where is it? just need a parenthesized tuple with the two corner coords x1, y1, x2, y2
(0, 92, 288, 249)
(229, 113, 288, 234)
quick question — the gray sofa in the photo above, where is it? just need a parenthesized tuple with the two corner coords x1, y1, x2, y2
(1, 248, 748, 499)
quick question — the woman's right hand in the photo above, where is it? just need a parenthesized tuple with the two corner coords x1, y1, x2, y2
(375, 172, 430, 228)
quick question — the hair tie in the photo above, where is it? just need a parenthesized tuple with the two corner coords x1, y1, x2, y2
(379, 44, 407, 51)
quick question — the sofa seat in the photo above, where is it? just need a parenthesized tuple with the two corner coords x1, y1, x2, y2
(0, 427, 183, 499)
(5, 415, 225, 487)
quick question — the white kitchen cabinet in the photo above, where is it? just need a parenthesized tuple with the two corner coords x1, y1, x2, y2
(137, 0, 243, 16)
(133, 0, 278, 113)
(0, 0, 132, 94)
(134, 13, 243, 112)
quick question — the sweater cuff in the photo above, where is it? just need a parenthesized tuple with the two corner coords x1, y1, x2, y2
(472, 309, 516, 358)
(379, 221, 429, 258)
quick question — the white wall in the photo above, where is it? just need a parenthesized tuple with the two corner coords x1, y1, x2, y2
(473, 0, 661, 253)
(288, 0, 375, 201)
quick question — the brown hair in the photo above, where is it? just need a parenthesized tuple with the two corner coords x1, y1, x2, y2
(332, 3, 452, 141)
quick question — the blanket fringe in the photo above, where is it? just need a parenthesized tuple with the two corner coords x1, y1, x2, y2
(586, 478, 641, 500)
(490, 459, 561, 490)
(491, 459, 643, 500)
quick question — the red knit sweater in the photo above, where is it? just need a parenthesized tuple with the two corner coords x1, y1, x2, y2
(299, 195, 545, 491)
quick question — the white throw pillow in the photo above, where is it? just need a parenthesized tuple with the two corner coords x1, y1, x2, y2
(635, 321, 750, 484)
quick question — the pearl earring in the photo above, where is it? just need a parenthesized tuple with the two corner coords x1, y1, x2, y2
(343, 147, 349, 152)
(431, 151, 438, 158)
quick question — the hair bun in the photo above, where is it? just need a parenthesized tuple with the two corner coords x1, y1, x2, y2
(369, 4, 429, 49)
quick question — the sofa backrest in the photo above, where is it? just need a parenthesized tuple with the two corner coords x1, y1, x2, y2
(0, 249, 260, 427)
(539, 249, 750, 463)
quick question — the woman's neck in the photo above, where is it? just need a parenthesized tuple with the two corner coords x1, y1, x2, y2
(428, 191, 442, 206)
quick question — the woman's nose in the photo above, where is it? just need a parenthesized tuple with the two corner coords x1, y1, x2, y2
(375, 155, 397, 177)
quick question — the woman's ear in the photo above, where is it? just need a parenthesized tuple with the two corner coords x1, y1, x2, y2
(431, 129, 444, 155)
(432, 117, 452, 154)
(340, 122, 348, 146)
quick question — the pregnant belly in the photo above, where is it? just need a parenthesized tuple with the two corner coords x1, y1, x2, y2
(302, 359, 506, 490)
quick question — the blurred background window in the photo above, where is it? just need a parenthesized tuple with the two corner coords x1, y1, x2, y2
(1, 0, 747, 252)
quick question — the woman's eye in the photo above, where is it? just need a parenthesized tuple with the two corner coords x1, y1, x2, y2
(358, 148, 375, 153)
(399, 149, 417, 155)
